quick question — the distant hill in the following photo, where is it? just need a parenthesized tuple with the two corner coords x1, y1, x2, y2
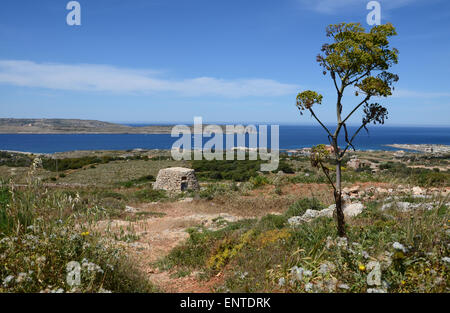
(0, 118, 174, 134)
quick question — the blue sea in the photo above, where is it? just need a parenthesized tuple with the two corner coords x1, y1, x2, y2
(0, 125, 449, 154)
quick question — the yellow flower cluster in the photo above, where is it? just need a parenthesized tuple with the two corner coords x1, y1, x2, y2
(256, 229, 291, 247)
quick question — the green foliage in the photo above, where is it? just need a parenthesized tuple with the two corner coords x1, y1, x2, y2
(379, 162, 450, 187)
(288, 173, 327, 184)
(198, 183, 230, 200)
(277, 161, 295, 174)
(41, 154, 150, 172)
(284, 198, 324, 218)
(0, 182, 155, 293)
(296, 90, 323, 112)
(0, 184, 13, 234)
(133, 189, 167, 202)
(319, 23, 398, 95)
(42, 156, 116, 172)
(192, 158, 261, 182)
(192, 155, 294, 182)
(249, 175, 269, 189)
(118, 175, 155, 188)
(256, 214, 288, 230)
(160, 194, 449, 293)
(0, 152, 32, 167)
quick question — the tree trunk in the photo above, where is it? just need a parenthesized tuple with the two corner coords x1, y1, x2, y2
(335, 159, 346, 237)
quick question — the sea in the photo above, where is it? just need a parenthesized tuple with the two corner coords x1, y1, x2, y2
(0, 125, 449, 154)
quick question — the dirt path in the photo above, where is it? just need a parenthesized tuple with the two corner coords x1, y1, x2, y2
(97, 200, 251, 292)
(95, 182, 446, 292)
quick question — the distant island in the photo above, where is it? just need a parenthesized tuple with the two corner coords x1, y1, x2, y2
(0, 118, 246, 134)
(0, 118, 175, 134)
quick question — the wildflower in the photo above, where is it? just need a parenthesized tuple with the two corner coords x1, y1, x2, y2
(16, 272, 29, 284)
(81, 259, 104, 274)
(367, 288, 386, 293)
(318, 262, 335, 275)
(290, 266, 304, 281)
(318, 263, 328, 275)
(362, 251, 370, 259)
(303, 270, 312, 277)
(2, 275, 14, 287)
(81, 231, 90, 236)
(36, 255, 46, 265)
(239, 271, 248, 279)
(278, 277, 286, 287)
(392, 242, 407, 253)
(358, 264, 366, 271)
(338, 283, 350, 290)
(325, 236, 334, 249)
(337, 236, 348, 248)
(401, 280, 406, 285)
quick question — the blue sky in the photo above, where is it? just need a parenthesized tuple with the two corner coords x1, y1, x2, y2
(0, 0, 449, 126)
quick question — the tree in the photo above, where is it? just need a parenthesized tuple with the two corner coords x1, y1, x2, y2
(296, 23, 399, 237)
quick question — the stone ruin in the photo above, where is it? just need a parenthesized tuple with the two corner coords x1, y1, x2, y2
(347, 157, 379, 173)
(153, 167, 199, 192)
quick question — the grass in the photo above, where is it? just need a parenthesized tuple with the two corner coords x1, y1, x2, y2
(0, 168, 156, 293)
(117, 175, 155, 188)
(1, 149, 449, 293)
(134, 189, 167, 202)
(158, 197, 449, 293)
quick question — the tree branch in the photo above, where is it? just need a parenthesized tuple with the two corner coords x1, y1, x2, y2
(341, 96, 370, 125)
(309, 108, 333, 138)
(331, 71, 340, 94)
(318, 160, 336, 191)
(339, 121, 369, 158)
(346, 69, 371, 87)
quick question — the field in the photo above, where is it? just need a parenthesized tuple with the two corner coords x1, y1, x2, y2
(0, 149, 449, 293)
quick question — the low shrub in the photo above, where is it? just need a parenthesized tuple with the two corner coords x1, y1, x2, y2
(284, 198, 324, 218)
(0, 178, 156, 293)
(134, 189, 167, 202)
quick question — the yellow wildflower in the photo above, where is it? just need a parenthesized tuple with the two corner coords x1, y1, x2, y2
(401, 280, 406, 285)
(81, 231, 90, 236)
(358, 264, 366, 271)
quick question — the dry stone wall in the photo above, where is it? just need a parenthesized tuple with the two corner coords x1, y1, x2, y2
(153, 167, 199, 192)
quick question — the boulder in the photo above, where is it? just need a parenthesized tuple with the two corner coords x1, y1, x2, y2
(343, 203, 365, 217)
(288, 202, 364, 226)
(380, 201, 434, 212)
(326, 202, 365, 218)
(343, 185, 360, 194)
(288, 208, 333, 226)
(376, 187, 388, 194)
(412, 186, 424, 196)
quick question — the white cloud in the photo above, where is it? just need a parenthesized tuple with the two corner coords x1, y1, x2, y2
(0, 60, 298, 98)
(298, 0, 418, 14)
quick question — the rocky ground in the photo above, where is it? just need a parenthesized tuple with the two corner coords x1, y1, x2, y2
(93, 182, 449, 292)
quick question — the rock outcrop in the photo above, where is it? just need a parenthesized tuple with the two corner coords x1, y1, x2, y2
(288, 202, 365, 226)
